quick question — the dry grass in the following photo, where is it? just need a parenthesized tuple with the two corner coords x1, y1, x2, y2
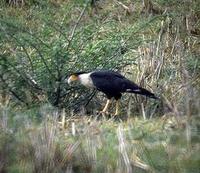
(0, 105, 199, 173)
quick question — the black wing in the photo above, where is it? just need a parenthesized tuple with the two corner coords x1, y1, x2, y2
(90, 70, 158, 99)
(90, 70, 138, 92)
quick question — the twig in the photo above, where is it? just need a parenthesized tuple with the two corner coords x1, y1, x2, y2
(154, 20, 164, 80)
(12, 35, 35, 74)
(141, 102, 146, 120)
(0, 75, 28, 105)
(59, 0, 90, 77)
(172, 75, 199, 98)
(161, 95, 180, 124)
(0, 55, 43, 91)
(117, 125, 132, 173)
(115, 0, 130, 11)
(0, 19, 50, 48)
(25, 39, 57, 80)
(67, 0, 90, 49)
(102, 15, 166, 69)
(84, 89, 97, 107)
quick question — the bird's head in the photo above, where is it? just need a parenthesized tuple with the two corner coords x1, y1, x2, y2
(67, 72, 87, 85)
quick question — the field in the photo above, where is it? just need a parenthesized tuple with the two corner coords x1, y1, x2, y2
(0, 105, 200, 173)
(0, 0, 200, 172)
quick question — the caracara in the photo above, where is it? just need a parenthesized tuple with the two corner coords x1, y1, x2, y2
(68, 70, 158, 115)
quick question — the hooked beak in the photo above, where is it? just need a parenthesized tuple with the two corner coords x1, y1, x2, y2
(67, 77, 72, 85)
(67, 78, 72, 85)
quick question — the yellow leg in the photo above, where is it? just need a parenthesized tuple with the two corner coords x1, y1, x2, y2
(100, 99, 111, 113)
(114, 100, 120, 116)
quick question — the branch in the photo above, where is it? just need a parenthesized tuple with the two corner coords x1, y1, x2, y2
(115, 0, 130, 10)
(101, 15, 166, 70)
(24, 39, 57, 80)
(0, 55, 43, 91)
(67, 0, 90, 49)
(0, 19, 50, 48)
(59, 0, 90, 78)
(84, 89, 97, 107)
(12, 35, 35, 74)
(0, 75, 28, 105)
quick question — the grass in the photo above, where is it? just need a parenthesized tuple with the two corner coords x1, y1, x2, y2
(0, 1, 200, 172)
(0, 105, 199, 173)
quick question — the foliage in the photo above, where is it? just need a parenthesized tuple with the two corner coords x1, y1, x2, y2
(0, 0, 199, 117)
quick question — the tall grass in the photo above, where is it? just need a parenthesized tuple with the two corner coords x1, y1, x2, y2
(0, 105, 199, 173)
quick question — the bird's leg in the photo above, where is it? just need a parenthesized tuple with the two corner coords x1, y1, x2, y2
(114, 100, 120, 116)
(100, 99, 111, 114)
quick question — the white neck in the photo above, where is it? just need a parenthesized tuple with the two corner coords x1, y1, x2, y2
(78, 73, 94, 88)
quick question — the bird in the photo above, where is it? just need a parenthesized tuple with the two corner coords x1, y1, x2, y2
(67, 70, 158, 115)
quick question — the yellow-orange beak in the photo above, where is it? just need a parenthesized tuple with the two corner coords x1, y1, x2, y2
(67, 75, 79, 84)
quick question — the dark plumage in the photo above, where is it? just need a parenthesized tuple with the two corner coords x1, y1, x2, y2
(90, 70, 157, 99)
(68, 70, 158, 115)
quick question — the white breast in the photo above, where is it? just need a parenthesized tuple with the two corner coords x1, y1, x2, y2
(79, 73, 94, 88)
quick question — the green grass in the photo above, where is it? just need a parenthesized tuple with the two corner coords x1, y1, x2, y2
(0, 106, 199, 173)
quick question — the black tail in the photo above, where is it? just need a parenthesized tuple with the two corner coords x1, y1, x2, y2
(125, 83, 158, 99)
(122, 79, 158, 99)
(135, 87, 158, 99)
